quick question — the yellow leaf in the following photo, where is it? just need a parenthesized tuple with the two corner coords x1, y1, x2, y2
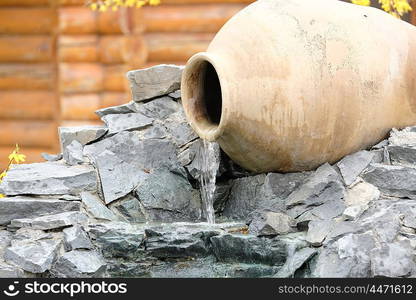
(352, 0, 371, 6)
(0, 171, 6, 180)
(0, 194, 4, 199)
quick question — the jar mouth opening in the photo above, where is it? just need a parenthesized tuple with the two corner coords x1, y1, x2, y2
(181, 53, 225, 141)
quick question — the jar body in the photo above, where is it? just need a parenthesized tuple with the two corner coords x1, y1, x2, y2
(181, 0, 416, 172)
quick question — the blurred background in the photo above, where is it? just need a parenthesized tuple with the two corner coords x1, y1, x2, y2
(0, 0, 414, 169)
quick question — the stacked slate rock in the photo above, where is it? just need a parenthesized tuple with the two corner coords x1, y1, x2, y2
(1, 65, 416, 278)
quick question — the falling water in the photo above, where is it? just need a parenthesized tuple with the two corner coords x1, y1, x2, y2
(199, 139, 217, 224)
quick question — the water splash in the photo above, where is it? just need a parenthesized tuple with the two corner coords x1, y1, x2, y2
(199, 139, 218, 224)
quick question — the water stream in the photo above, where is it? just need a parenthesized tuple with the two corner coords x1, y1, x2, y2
(199, 139, 217, 224)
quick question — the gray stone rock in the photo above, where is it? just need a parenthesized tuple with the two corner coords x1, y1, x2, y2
(295, 198, 346, 225)
(127, 64, 183, 102)
(147, 256, 280, 278)
(0, 231, 12, 256)
(81, 192, 118, 221)
(0, 197, 80, 225)
(362, 164, 416, 199)
(274, 247, 317, 278)
(286, 164, 344, 210)
(87, 222, 145, 259)
(163, 111, 198, 147)
(388, 126, 416, 147)
(336, 151, 374, 186)
(388, 146, 416, 166)
(63, 225, 93, 251)
(311, 231, 376, 278)
(12, 228, 55, 243)
(10, 212, 88, 230)
(359, 201, 402, 243)
(210, 234, 289, 266)
(84, 131, 183, 204)
(213, 181, 232, 213)
(168, 89, 181, 100)
(136, 97, 181, 120)
(370, 241, 415, 277)
(0, 161, 97, 196)
(135, 170, 202, 222)
(249, 211, 297, 236)
(402, 213, 416, 230)
(63, 140, 85, 165)
(4, 239, 61, 273)
(227, 172, 309, 221)
(306, 220, 334, 246)
(222, 174, 266, 220)
(144, 223, 234, 259)
(52, 250, 106, 278)
(59, 126, 107, 151)
(370, 149, 384, 163)
(383, 146, 391, 164)
(324, 221, 359, 245)
(0, 260, 26, 278)
(342, 205, 367, 221)
(95, 101, 139, 118)
(141, 122, 168, 139)
(109, 194, 146, 223)
(102, 112, 153, 135)
(372, 139, 388, 149)
(41, 152, 63, 162)
(345, 181, 380, 206)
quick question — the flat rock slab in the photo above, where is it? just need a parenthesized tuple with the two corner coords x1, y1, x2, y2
(84, 131, 183, 204)
(286, 163, 344, 209)
(249, 211, 297, 236)
(388, 126, 416, 147)
(4, 239, 61, 273)
(102, 112, 153, 135)
(210, 234, 291, 266)
(0, 161, 97, 196)
(108, 194, 146, 223)
(388, 145, 416, 166)
(63, 225, 93, 251)
(144, 222, 240, 259)
(81, 192, 118, 221)
(52, 250, 106, 278)
(127, 64, 183, 102)
(10, 212, 88, 230)
(223, 172, 309, 220)
(274, 247, 317, 278)
(63, 140, 85, 166)
(135, 170, 202, 222)
(135, 97, 181, 120)
(59, 126, 107, 151)
(87, 222, 146, 259)
(0, 197, 80, 225)
(362, 164, 416, 199)
(370, 241, 415, 277)
(336, 150, 374, 186)
(0, 260, 27, 278)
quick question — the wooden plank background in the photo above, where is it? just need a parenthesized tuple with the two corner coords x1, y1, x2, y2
(0, 0, 414, 169)
(0, 0, 254, 169)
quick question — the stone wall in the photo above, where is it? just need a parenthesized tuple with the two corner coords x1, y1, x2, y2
(0, 64, 416, 278)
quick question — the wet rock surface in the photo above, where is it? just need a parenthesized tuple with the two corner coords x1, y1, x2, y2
(1, 65, 416, 278)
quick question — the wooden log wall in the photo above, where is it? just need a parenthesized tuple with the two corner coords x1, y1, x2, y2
(0, 0, 253, 169)
(0, 0, 59, 169)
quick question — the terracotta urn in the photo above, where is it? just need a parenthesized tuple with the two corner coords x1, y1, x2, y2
(181, 0, 416, 172)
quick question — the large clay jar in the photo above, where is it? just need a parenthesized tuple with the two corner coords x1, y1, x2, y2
(181, 0, 416, 173)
